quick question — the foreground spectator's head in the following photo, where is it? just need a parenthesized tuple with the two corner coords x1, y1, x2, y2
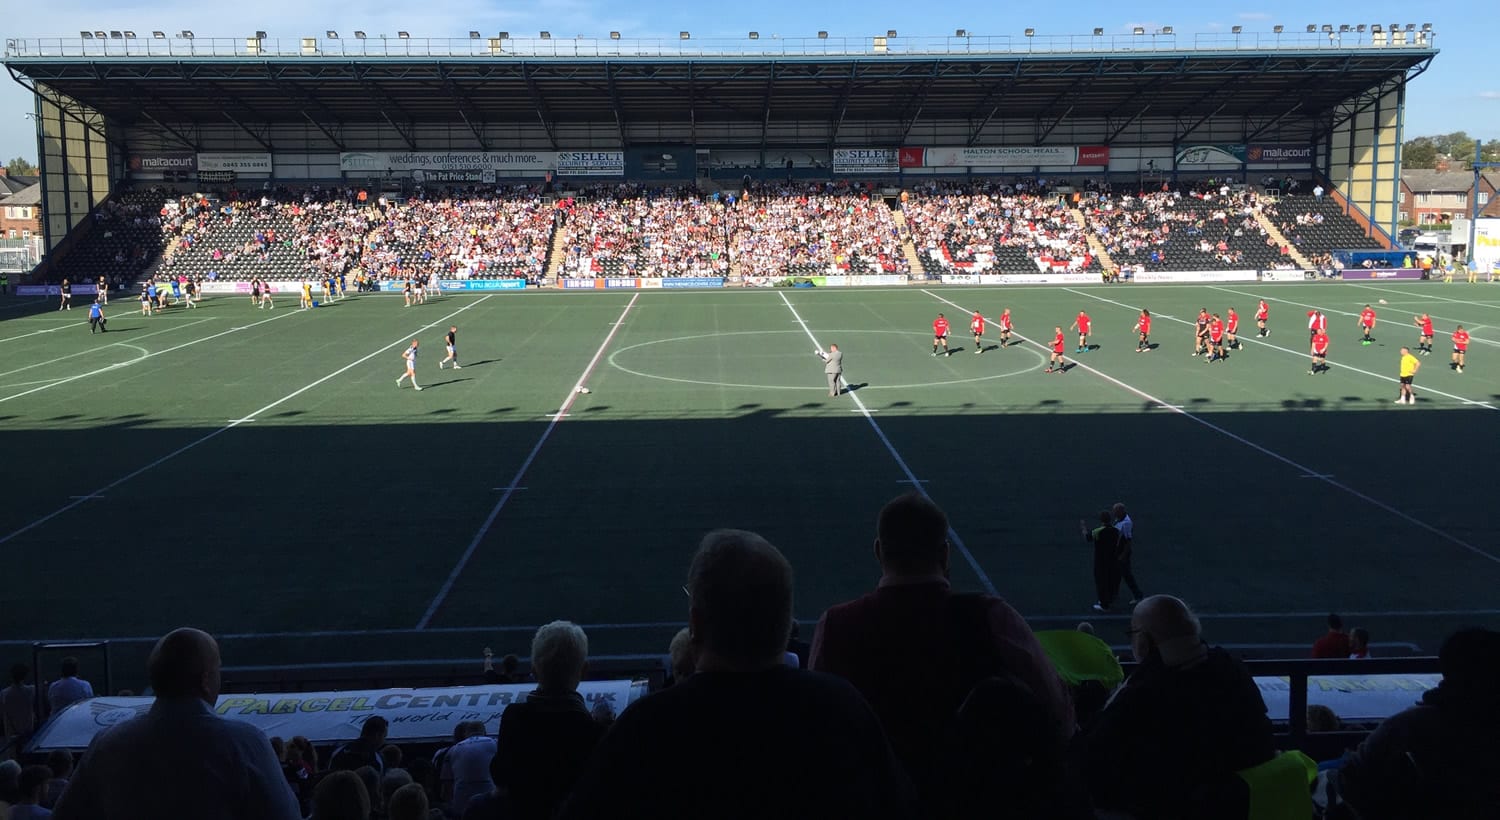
(380, 769, 413, 811)
(59, 657, 80, 678)
(1307, 704, 1342, 732)
(1437, 627, 1500, 699)
(379, 744, 403, 771)
(147, 627, 221, 704)
(387, 782, 429, 820)
(668, 627, 696, 681)
(1129, 595, 1203, 664)
(9, 663, 27, 685)
(687, 529, 794, 672)
(531, 620, 589, 692)
(18, 765, 51, 805)
(312, 770, 371, 820)
(45, 749, 72, 779)
(875, 493, 949, 578)
(354, 766, 381, 811)
(0, 759, 21, 795)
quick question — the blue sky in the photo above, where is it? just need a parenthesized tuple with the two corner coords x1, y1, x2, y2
(2, 1, 1494, 166)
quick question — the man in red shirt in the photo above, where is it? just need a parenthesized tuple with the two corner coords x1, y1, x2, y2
(1225, 308, 1241, 350)
(1309, 328, 1330, 375)
(932, 314, 951, 357)
(1072, 311, 1092, 353)
(970, 312, 986, 355)
(1255, 299, 1270, 337)
(1134, 309, 1152, 353)
(1311, 614, 1353, 659)
(998, 308, 1014, 349)
(1452, 324, 1470, 373)
(1413, 313, 1435, 355)
(1046, 327, 1067, 374)
(1358, 305, 1377, 346)
(1207, 314, 1226, 362)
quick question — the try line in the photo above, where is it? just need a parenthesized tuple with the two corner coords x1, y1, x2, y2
(922, 289, 1500, 568)
(779, 291, 998, 596)
(0, 297, 495, 548)
(416, 293, 642, 629)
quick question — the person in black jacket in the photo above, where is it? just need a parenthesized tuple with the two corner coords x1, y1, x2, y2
(1074, 595, 1276, 820)
(1081, 511, 1122, 613)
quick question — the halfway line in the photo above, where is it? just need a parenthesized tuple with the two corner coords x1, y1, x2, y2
(922, 289, 1500, 568)
(779, 291, 998, 596)
(0, 297, 495, 548)
(416, 293, 642, 629)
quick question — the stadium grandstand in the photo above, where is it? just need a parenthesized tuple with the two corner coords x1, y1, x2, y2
(8, 27, 1497, 820)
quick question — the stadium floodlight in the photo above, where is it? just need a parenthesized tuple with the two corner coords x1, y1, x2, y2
(1405, 23, 1415, 31)
(109, 31, 122, 39)
(887, 29, 898, 38)
(354, 31, 367, 39)
(1161, 26, 1173, 34)
(180, 31, 194, 39)
(397, 31, 410, 38)
(123, 31, 136, 39)
(1133, 27, 1145, 35)
(93, 31, 108, 39)
(1421, 23, 1431, 32)
(80, 31, 93, 39)
(680, 31, 690, 39)
(1357, 24, 1366, 32)
(254, 31, 267, 39)
(497, 32, 508, 39)
(1273, 25, 1284, 33)
(1306, 25, 1316, 33)
(326, 31, 339, 39)
(1339, 25, 1350, 33)
(1390, 23, 1399, 32)
(1025, 28, 1035, 37)
(1371, 24, 1382, 32)
(956, 29, 968, 37)
(610, 31, 621, 39)
(1321, 24, 1333, 33)
(539, 31, 551, 39)
(152, 31, 165, 38)
(1093, 27, 1104, 36)
(469, 31, 481, 39)
(818, 31, 828, 39)
(1232, 25, 1242, 34)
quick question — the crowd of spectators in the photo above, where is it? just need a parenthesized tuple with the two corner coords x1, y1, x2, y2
(1081, 180, 1290, 269)
(12, 491, 1494, 820)
(556, 185, 728, 278)
(727, 181, 909, 278)
(902, 180, 1094, 273)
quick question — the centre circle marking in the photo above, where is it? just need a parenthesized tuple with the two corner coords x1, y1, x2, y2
(607, 330, 1044, 390)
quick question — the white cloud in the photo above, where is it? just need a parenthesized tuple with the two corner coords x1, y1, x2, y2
(1480, 91, 1500, 100)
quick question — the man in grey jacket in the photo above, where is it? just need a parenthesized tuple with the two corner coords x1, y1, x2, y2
(819, 344, 844, 397)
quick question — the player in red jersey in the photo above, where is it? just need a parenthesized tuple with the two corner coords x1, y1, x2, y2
(1307, 310, 1328, 342)
(1207, 314, 1226, 362)
(1451, 325, 1470, 373)
(932, 313, 951, 357)
(1071, 310, 1092, 353)
(1225, 308, 1241, 350)
(1309, 329, 1330, 375)
(1358, 305, 1377, 346)
(1193, 308, 1210, 356)
(998, 308, 1014, 348)
(1255, 299, 1270, 337)
(1045, 327, 1067, 373)
(1413, 313, 1435, 355)
(970, 311, 986, 354)
(1133, 309, 1152, 352)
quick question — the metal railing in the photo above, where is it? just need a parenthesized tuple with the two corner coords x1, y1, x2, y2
(4, 30, 1437, 61)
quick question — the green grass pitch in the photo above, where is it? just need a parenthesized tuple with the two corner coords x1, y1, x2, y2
(1, 280, 1497, 685)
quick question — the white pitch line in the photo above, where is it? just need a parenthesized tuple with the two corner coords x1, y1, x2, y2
(0, 310, 298, 405)
(922, 288, 1500, 568)
(1211, 284, 1500, 350)
(1347, 282, 1500, 313)
(1069, 287, 1497, 413)
(416, 293, 641, 629)
(0, 318, 215, 379)
(0, 297, 495, 549)
(780, 291, 998, 596)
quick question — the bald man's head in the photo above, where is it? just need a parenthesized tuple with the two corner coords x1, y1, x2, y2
(1129, 595, 1202, 663)
(148, 628, 222, 703)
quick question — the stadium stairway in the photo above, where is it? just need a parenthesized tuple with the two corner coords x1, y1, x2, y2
(1253, 210, 1315, 270)
(544, 220, 571, 280)
(1071, 207, 1117, 273)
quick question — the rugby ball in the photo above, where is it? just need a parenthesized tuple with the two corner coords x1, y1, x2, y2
(575, 387, 591, 394)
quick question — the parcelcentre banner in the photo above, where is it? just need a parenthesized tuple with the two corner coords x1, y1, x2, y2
(1133, 270, 1259, 283)
(833, 149, 900, 174)
(1338, 269, 1424, 281)
(340, 151, 556, 173)
(900, 145, 1109, 168)
(198, 152, 273, 173)
(555, 151, 625, 177)
(29, 681, 646, 751)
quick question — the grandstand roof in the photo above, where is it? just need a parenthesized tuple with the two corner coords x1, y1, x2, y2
(4, 35, 1435, 142)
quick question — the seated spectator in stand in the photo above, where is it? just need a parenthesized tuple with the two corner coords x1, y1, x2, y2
(0, 759, 21, 808)
(486, 620, 603, 820)
(1073, 595, 1276, 820)
(786, 621, 810, 669)
(379, 745, 405, 779)
(1307, 704, 1343, 733)
(1313, 613, 1353, 658)
(559, 529, 919, 819)
(10, 765, 52, 820)
(437, 721, 494, 816)
(1349, 627, 1372, 658)
(379, 769, 414, 816)
(811, 493, 1074, 807)
(482, 651, 520, 684)
(40, 751, 70, 809)
(310, 770, 371, 820)
(1337, 627, 1500, 820)
(45, 658, 93, 714)
(330, 716, 389, 775)
(51, 627, 300, 819)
